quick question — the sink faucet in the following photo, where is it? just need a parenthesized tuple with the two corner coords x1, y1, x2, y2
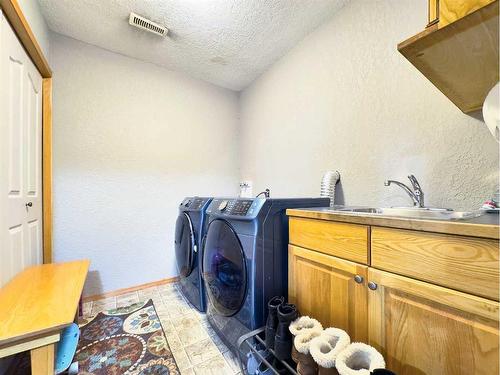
(384, 175, 425, 208)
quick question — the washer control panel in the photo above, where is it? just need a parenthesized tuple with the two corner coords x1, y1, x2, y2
(207, 198, 264, 218)
(230, 200, 253, 216)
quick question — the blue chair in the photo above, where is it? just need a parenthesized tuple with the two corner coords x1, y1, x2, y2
(55, 323, 79, 374)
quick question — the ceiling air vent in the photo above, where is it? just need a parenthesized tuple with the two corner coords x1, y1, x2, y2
(129, 12, 168, 37)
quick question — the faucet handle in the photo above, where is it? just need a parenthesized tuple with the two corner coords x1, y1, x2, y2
(408, 175, 425, 207)
(407, 175, 422, 191)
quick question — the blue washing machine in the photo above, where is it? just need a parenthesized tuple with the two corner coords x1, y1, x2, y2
(201, 197, 329, 353)
(175, 197, 212, 312)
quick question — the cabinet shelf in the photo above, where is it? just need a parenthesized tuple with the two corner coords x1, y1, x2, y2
(398, 0, 499, 113)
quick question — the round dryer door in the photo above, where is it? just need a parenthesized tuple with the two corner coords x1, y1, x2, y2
(174, 213, 195, 277)
(203, 219, 247, 317)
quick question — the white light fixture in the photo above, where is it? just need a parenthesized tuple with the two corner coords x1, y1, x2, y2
(483, 82, 500, 143)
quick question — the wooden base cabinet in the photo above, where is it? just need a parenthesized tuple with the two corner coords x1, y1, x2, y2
(368, 268, 499, 375)
(288, 245, 368, 342)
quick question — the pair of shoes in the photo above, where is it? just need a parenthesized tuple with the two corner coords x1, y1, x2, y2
(292, 322, 396, 375)
(265, 296, 298, 362)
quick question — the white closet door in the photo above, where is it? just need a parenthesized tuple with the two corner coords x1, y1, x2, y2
(0, 11, 43, 287)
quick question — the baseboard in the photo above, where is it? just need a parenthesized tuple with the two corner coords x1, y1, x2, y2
(83, 276, 180, 302)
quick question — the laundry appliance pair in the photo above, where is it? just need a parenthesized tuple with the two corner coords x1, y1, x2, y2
(174, 196, 328, 353)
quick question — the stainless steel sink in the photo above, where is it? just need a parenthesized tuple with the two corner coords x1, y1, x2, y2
(333, 206, 484, 220)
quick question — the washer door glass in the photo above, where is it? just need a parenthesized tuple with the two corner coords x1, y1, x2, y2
(175, 213, 195, 277)
(203, 219, 247, 317)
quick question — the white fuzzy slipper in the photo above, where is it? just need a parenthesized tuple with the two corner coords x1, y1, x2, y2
(309, 327, 351, 369)
(335, 342, 385, 375)
(289, 316, 323, 336)
(294, 330, 322, 355)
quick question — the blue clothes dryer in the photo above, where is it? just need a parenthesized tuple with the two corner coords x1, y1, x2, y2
(175, 197, 212, 312)
(201, 197, 329, 353)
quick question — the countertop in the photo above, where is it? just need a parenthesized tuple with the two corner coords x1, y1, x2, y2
(286, 207, 500, 240)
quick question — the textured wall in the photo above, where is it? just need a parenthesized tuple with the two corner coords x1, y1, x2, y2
(239, 0, 499, 210)
(17, 0, 50, 60)
(51, 34, 239, 296)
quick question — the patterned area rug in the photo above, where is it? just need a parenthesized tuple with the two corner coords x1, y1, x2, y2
(76, 299, 180, 374)
(7, 299, 179, 374)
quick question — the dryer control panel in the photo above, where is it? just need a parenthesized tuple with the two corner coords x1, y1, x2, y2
(180, 197, 211, 211)
(207, 198, 265, 219)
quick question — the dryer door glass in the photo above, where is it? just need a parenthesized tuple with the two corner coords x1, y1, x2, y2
(175, 213, 195, 277)
(203, 219, 247, 317)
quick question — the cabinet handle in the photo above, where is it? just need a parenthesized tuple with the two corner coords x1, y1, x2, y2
(368, 281, 378, 290)
(354, 275, 364, 284)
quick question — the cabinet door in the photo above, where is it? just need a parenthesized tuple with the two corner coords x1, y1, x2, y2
(288, 245, 368, 342)
(368, 268, 499, 375)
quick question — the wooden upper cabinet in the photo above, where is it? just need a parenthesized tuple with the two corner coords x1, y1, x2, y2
(289, 217, 369, 264)
(368, 268, 499, 375)
(288, 245, 368, 342)
(398, 0, 499, 113)
(437, 0, 496, 28)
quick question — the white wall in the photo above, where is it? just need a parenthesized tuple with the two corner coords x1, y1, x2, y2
(239, 0, 499, 211)
(47, 0, 499, 297)
(17, 0, 50, 60)
(51, 33, 239, 296)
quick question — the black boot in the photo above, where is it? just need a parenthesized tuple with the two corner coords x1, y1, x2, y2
(371, 370, 396, 375)
(265, 296, 284, 349)
(274, 303, 298, 361)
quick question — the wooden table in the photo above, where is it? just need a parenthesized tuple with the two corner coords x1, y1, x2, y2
(0, 260, 89, 374)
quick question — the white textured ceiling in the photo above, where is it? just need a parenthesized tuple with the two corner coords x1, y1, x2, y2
(38, 0, 348, 90)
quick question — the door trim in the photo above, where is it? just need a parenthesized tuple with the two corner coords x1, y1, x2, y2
(0, 0, 51, 77)
(42, 78, 52, 262)
(1, 0, 53, 262)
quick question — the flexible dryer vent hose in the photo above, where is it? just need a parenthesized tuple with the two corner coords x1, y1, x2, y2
(320, 171, 340, 207)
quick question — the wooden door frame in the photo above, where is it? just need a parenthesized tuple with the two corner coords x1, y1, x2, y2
(1, 0, 53, 262)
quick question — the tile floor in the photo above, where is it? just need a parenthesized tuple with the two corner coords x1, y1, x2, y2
(82, 282, 242, 375)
